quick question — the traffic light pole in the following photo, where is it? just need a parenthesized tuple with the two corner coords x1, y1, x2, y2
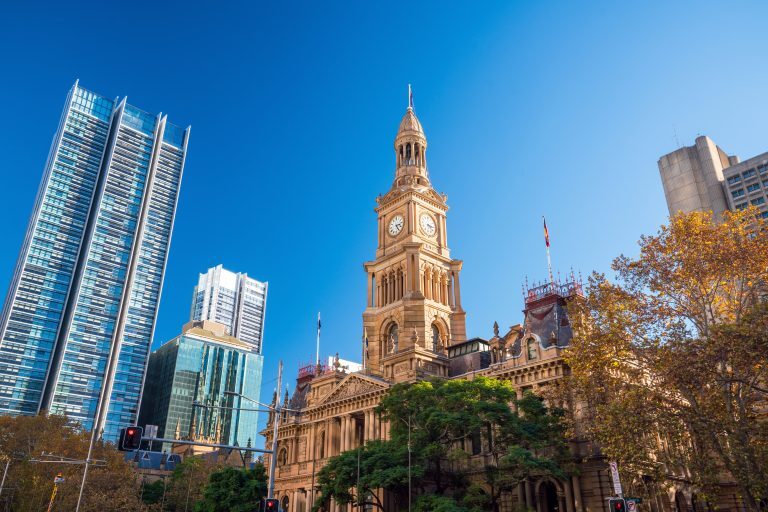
(268, 360, 282, 500)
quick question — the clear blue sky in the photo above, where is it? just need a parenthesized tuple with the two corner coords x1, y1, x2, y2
(2, 1, 767, 428)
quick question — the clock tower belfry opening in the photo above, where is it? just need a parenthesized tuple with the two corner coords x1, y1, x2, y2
(363, 102, 467, 383)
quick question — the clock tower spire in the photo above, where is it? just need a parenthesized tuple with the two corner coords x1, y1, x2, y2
(362, 100, 467, 383)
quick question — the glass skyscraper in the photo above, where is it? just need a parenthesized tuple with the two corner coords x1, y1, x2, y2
(0, 82, 189, 441)
(138, 321, 264, 450)
(190, 265, 268, 353)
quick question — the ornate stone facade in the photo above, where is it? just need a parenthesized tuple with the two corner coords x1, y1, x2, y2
(263, 106, 712, 512)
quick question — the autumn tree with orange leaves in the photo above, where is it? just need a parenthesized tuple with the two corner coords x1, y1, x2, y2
(562, 208, 768, 510)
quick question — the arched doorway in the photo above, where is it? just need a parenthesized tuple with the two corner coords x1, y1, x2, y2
(538, 480, 560, 512)
(281, 495, 289, 511)
(674, 491, 688, 512)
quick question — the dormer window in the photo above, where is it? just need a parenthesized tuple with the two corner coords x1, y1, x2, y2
(526, 337, 538, 360)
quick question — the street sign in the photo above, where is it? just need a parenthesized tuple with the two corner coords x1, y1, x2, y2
(627, 500, 636, 512)
(608, 461, 623, 496)
(145, 424, 158, 439)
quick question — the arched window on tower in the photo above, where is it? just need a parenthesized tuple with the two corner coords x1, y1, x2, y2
(278, 447, 288, 466)
(431, 324, 440, 351)
(406, 143, 412, 162)
(399, 145, 404, 166)
(318, 431, 325, 459)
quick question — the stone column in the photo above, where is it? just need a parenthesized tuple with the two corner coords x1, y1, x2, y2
(293, 490, 300, 512)
(351, 416, 358, 449)
(525, 480, 533, 510)
(564, 479, 575, 512)
(442, 215, 448, 247)
(370, 410, 376, 442)
(340, 416, 347, 452)
(405, 251, 413, 294)
(452, 270, 462, 308)
(369, 410, 375, 441)
(367, 273, 372, 307)
(325, 420, 332, 457)
(308, 424, 314, 460)
(571, 475, 583, 512)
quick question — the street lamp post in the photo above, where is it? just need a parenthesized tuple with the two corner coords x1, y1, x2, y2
(392, 414, 413, 512)
(267, 362, 282, 500)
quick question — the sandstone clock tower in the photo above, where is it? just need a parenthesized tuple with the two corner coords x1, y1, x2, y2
(363, 104, 467, 383)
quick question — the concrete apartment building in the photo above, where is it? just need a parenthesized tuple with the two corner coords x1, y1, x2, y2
(658, 135, 768, 219)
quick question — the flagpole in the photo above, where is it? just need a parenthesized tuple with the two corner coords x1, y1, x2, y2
(316, 312, 321, 367)
(544, 216, 554, 285)
(547, 246, 554, 284)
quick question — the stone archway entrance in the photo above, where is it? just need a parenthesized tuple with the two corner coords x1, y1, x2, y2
(538, 480, 560, 512)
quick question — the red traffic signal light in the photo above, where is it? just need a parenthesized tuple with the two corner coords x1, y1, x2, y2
(609, 498, 627, 511)
(119, 426, 143, 451)
(264, 498, 279, 511)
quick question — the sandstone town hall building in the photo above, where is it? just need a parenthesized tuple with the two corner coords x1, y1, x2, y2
(263, 103, 696, 512)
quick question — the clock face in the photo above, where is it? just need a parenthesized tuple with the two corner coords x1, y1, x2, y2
(388, 215, 404, 236)
(419, 213, 436, 237)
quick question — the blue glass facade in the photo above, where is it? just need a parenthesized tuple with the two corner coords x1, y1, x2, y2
(139, 324, 264, 450)
(0, 82, 189, 442)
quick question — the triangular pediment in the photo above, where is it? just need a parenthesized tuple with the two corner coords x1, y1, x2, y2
(317, 373, 390, 406)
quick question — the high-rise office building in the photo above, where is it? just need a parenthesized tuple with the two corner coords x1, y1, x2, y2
(658, 135, 768, 219)
(0, 82, 189, 441)
(190, 265, 268, 353)
(138, 320, 264, 451)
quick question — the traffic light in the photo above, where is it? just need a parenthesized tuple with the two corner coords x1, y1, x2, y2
(609, 498, 627, 511)
(264, 498, 279, 511)
(119, 426, 143, 451)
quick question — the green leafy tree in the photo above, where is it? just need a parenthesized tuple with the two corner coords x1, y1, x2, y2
(315, 377, 570, 511)
(414, 494, 472, 512)
(194, 464, 268, 512)
(142, 479, 167, 506)
(563, 209, 768, 510)
(314, 440, 413, 511)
